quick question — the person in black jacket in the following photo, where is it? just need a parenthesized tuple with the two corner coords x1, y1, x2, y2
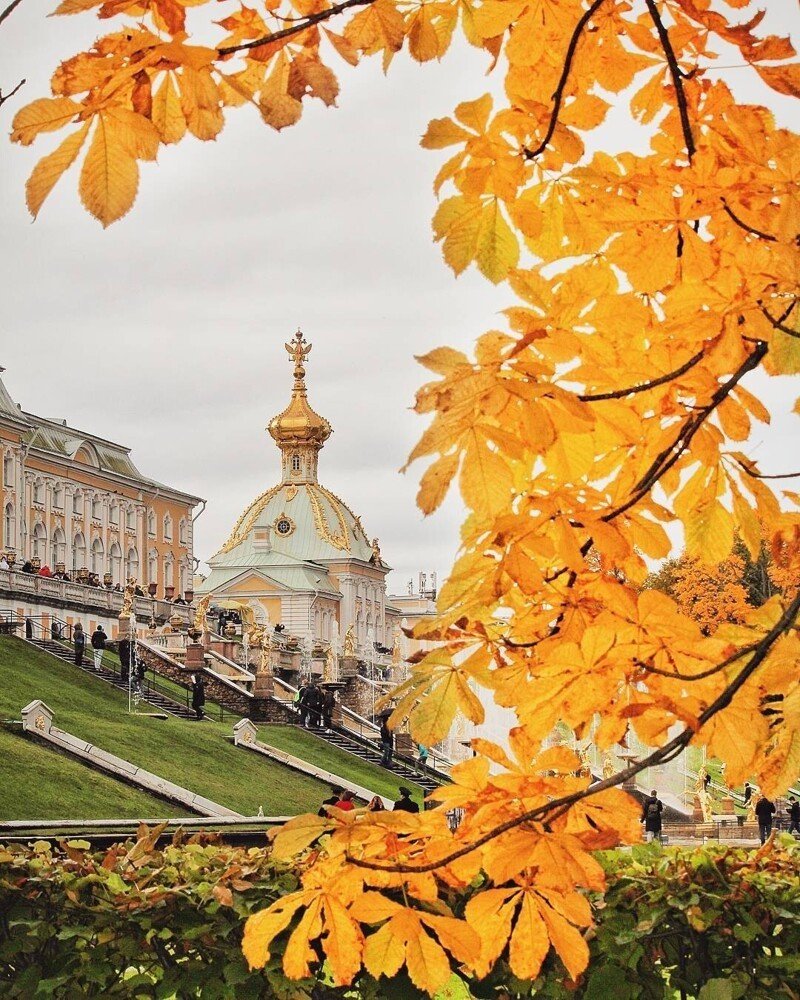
(118, 637, 131, 681)
(788, 797, 800, 835)
(641, 790, 664, 843)
(393, 787, 419, 813)
(754, 795, 776, 844)
(73, 623, 86, 665)
(90, 625, 106, 670)
(380, 717, 394, 767)
(190, 673, 206, 720)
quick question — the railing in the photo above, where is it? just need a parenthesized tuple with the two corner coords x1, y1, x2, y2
(0, 568, 190, 625)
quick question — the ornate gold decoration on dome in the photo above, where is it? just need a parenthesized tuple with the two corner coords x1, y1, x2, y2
(274, 512, 296, 538)
(267, 330, 332, 448)
(305, 484, 349, 551)
(285, 486, 298, 502)
(219, 484, 282, 554)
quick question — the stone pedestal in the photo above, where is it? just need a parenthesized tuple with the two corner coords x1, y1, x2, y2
(720, 794, 736, 815)
(253, 671, 274, 699)
(118, 613, 134, 638)
(340, 655, 358, 680)
(185, 642, 205, 670)
(692, 794, 705, 823)
(396, 732, 414, 756)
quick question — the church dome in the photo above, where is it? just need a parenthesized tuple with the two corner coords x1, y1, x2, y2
(207, 330, 383, 571)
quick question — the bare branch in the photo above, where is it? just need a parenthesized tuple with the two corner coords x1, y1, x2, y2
(760, 301, 799, 339)
(522, 0, 607, 161)
(645, 0, 695, 161)
(350, 592, 800, 873)
(0, 0, 23, 27)
(0, 77, 24, 109)
(578, 348, 705, 402)
(732, 456, 800, 481)
(721, 198, 777, 242)
(217, 0, 376, 56)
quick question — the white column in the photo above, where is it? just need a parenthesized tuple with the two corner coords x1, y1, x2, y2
(64, 485, 73, 570)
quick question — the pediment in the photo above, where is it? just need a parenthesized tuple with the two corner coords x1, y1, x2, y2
(215, 569, 288, 595)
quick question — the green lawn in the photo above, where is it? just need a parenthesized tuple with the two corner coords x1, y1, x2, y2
(259, 725, 426, 808)
(0, 727, 167, 821)
(0, 637, 330, 820)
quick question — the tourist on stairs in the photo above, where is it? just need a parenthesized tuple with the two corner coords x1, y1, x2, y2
(73, 623, 85, 666)
(90, 625, 107, 670)
(380, 716, 394, 767)
(190, 673, 206, 720)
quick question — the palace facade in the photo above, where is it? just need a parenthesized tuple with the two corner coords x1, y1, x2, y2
(0, 368, 203, 597)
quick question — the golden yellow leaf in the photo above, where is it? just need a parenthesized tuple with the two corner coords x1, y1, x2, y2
(320, 895, 364, 986)
(417, 451, 460, 515)
(684, 500, 734, 565)
(269, 813, 333, 859)
(476, 200, 519, 284)
(78, 114, 139, 227)
(243, 891, 311, 969)
(460, 428, 513, 513)
(695, 686, 768, 786)
(152, 72, 186, 144)
(509, 893, 549, 981)
(11, 98, 82, 147)
(421, 117, 473, 149)
(26, 122, 90, 218)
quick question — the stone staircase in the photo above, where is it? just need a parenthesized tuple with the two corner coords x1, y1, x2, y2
(306, 722, 445, 793)
(25, 638, 199, 722)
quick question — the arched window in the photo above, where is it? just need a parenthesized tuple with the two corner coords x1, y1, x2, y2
(2, 452, 12, 487)
(73, 492, 82, 515)
(31, 522, 47, 560)
(109, 503, 119, 526)
(109, 542, 122, 585)
(91, 497, 101, 520)
(148, 549, 158, 586)
(163, 514, 172, 542)
(163, 556, 174, 589)
(126, 508, 135, 531)
(126, 546, 139, 582)
(52, 485, 63, 510)
(72, 531, 86, 572)
(291, 454, 301, 472)
(33, 481, 43, 505)
(51, 527, 65, 566)
(179, 562, 188, 595)
(4, 503, 14, 549)
(91, 537, 104, 573)
(179, 518, 187, 545)
(147, 510, 155, 536)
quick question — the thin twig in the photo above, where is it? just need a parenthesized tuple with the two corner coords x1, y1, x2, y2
(0, 0, 23, 27)
(350, 592, 800, 873)
(732, 457, 800, 481)
(721, 198, 776, 242)
(760, 303, 799, 339)
(217, 0, 376, 56)
(522, 0, 607, 160)
(578, 348, 705, 402)
(0, 77, 24, 109)
(645, 0, 695, 161)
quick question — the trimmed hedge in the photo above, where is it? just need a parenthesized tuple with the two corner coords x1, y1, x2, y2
(0, 830, 798, 998)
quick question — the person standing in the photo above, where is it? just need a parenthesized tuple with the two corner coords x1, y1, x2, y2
(306, 683, 322, 728)
(366, 796, 385, 812)
(641, 789, 664, 843)
(321, 687, 335, 730)
(416, 744, 429, 774)
(754, 794, 776, 844)
(393, 787, 419, 813)
(118, 636, 131, 682)
(73, 623, 85, 666)
(743, 781, 753, 805)
(296, 681, 310, 728)
(380, 717, 394, 768)
(190, 673, 206, 720)
(90, 625, 106, 670)
(334, 789, 355, 812)
(788, 797, 800, 835)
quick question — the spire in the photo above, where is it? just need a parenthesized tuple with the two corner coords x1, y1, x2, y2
(268, 329, 332, 484)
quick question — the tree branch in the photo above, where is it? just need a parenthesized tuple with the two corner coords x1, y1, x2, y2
(721, 198, 776, 242)
(522, 0, 607, 161)
(0, 76, 24, 109)
(217, 0, 376, 56)
(732, 457, 800, 481)
(0, 0, 23, 27)
(606, 340, 768, 522)
(645, 0, 695, 161)
(760, 302, 799, 339)
(350, 592, 800, 873)
(578, 348, 705, 402)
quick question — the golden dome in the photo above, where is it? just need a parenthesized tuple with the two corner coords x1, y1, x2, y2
(267, 330, 332, 448)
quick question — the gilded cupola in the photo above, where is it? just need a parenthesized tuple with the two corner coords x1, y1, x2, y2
(267, 330, 332, 484)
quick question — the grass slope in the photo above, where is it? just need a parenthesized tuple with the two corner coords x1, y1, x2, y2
(0, 637, 329, 820)
(260, 725, 426, 807)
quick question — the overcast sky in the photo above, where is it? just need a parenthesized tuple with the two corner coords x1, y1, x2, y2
(1, 3, 797, 594)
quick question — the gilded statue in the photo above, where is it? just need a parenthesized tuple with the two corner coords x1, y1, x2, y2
(324, 644, 338, 683)
(392, 626, 403, 666)
(698, 786, 713, 823)
(602, 752, 615, 781)
(120, 579, 136, 619)
(193, 594, 211, 634)
(578, 749, 592, 778)
(370, 537, 384, 565)
(343, 623, 356, 657)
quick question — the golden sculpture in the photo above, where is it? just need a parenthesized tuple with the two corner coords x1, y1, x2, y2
(746, 795, 756, 823)
(578, 749, 593, 779)
(343, 624, 356, 657)
(324, 644, 338, 683)
(392, 626, 403, 666)
(697, 787, 713, 823)
(694, 765, 709, 792)
(120, 579, 136, 618)
(370, 537, 383, 565)
(602, 752, 615, 780)
(286, 328, 312, 374)
(193, 594, 211, 634)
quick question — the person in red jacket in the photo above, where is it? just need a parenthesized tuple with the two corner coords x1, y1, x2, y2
(334, 790, 355, 812)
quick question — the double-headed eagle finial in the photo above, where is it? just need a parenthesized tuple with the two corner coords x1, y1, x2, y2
(286, 328, 312, 386)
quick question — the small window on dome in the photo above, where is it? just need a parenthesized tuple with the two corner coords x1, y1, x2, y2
(276, 518, 292, 536)
(291, 454, 301, 472)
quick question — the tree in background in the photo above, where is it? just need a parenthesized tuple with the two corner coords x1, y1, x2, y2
(4, 0, 800, 994)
